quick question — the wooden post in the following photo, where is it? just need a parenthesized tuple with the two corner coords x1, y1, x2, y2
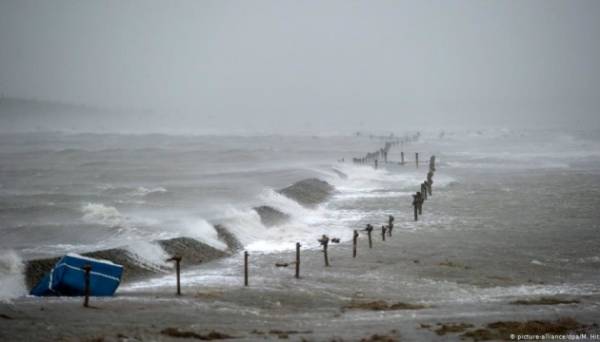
(318, 235, 330, 266)
(367, 229, 373, 248)
(401, 151, 405, 165)
(175, 258, 181, 295)
(295, 243, 300, 279)
(381, 226, 386, 241)
(166, 256, 182, 295)
(421, 183, 427, 200)
(82, 265, 91, 308)
(417, 192, 423, 215)
(413, 194, 418, 221)
(353, 230, 358, 258)
(244, 251, 249, 286)
(374, 159, 378, 169)
(415, 152, 419, 168)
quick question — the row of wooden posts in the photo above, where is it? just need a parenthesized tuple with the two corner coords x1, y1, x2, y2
(80, 153, 436, 305)
(166, 154, 437, 294)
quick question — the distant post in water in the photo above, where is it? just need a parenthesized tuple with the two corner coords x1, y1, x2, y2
(244, 251, 249, 286)
(388, 215, 394, 237)
(401, 151, 405, 165)
(82, 264, 92, 308)
(167, 256, 182, 295)
(353, 230, 359, 258)
(295, 242, 301, 279)
(318, 235, 330, 267)
(374, 159, 378, 169)
(365, 224, 373, 248)
(417, 192, 423, 215)
(427, 171, 434, 196)
(412, 194, 418, 221)
(415, 152, 419, 168)
(381, 225, 386, 241)
(429, 155, 436, 172)
(421, 182, 427, 200)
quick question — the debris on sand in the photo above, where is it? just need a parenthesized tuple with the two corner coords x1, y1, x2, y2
(160, 328, 234, 340)
(460, 317, 586, 341)
(344, 300, 426, 311)
(509, 297, 580, 305)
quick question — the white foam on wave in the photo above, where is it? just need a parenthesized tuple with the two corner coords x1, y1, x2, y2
(213, 191, 353, 253)
(178, 218, 227, 251)
(132, 186, 167, 197)
(81, 202, 124, 227)
(0, 250, 26, 301)
(317, 163, 455, 196)
(124, 241, 172, 271)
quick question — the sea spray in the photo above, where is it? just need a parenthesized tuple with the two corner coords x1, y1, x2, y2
(0, 250, 26, 301)
(81, 202, 124, 227)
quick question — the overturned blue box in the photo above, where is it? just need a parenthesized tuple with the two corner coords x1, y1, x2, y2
(30, 254, 123, 297)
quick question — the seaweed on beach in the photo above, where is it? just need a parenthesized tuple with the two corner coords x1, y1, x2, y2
(160, 328, 234, 340)
(433, 323, 474, 335)
(344, 300, 426, 311)
(460, 317, 586, 341)
(509, 297, 580, 305)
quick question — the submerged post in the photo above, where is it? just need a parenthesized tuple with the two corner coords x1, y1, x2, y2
(295, 242, 300, 279)
(244, 251, 249, 286)
(416, 152, 419, 168)
(353, 230, 358, 258)
(427, 171, 434, 196)
(412, 194, 418, 221)
(366, 224, 373, 248)
(82, 264, 91, 308)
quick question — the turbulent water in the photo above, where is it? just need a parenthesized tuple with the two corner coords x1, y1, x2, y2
(1, 129, 600, 305)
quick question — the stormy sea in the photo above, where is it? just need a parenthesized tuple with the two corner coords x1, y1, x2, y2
(1, 129, 600, 341)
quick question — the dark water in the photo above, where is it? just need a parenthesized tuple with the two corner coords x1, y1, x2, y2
(1, 129, 600, 312)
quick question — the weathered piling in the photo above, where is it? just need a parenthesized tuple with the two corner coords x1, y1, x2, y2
(319, 235, 330, 267)
(401, 151, 405, 165)
(427, 171, 434, 196)
(412, 194, 418, 221)
(167, 256, 182, 295)
(374, 159, 378, 169)
(295, 242, 300, 279)
(353, 230, 358, 258)
(365, 224, 374, 248)
(429, 155, 436, 172)
(421, 182, 428, 200)
(417, 192, 423, 215)
(244, 251, 249, 286)
(416, 152, 419, 168)
(388, 215, 394, 237)
(82, 265, 91, 308)
(381, 225, 386, 241)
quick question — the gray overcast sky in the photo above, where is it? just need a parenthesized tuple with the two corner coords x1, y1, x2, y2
(1, 0, 599, 132)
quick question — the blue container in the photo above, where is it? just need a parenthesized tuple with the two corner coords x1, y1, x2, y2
(31, 254, 123, 297)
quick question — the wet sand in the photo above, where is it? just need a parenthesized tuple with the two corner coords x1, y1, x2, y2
(2, 229, 600, 341)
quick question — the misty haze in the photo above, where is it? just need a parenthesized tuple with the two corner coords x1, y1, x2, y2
(1, 1, 600, 341)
